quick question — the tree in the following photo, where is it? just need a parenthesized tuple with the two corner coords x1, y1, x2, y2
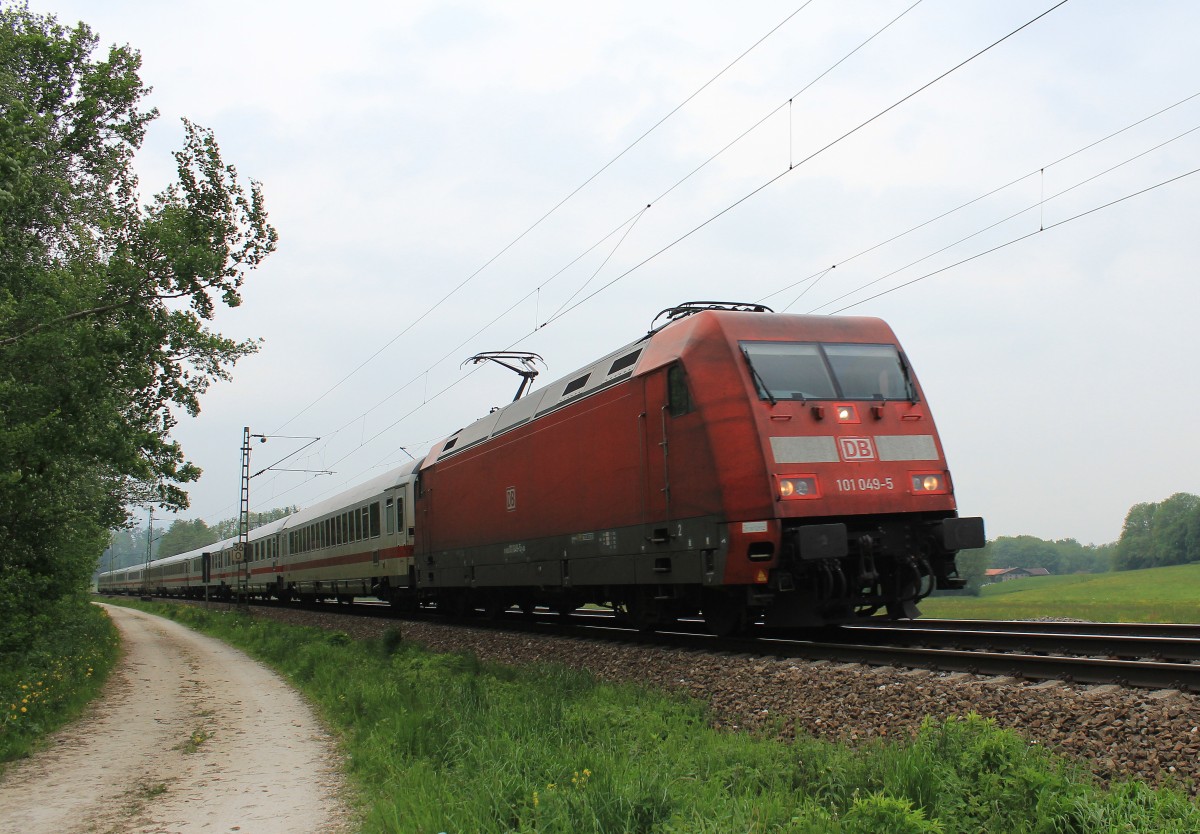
(0, 5, 276, 646)
(157, 518, 216, 559)
(152, 506, 297, 559)
(954, 547, 990, 596)
(1113, 494, 1200, 571)
(210, 506, 299, 540)
(1151, 493, 1200, 567)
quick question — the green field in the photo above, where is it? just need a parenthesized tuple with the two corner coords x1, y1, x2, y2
(920, 563, 1200, 623)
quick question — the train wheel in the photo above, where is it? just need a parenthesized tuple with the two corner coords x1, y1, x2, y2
(618, 592, 659, 632)
(482, 595, 510, 619)
(702, 589, 747, 637)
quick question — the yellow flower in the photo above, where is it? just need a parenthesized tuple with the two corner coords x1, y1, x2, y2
(20, 707, 27, 713)
(533, 791, 539, 808)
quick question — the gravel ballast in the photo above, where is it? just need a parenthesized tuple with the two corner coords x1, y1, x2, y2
(224, 604, 1200, 793)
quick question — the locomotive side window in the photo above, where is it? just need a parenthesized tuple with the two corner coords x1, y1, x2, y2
(562, 373, 590, 398)
(667, 365, 693, 416)
(608, 349, 641, 376)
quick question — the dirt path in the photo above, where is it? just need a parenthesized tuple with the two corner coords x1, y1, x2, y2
(0, 604, 352, 834)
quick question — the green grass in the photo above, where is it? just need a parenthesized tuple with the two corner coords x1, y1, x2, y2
(922, 563, 1200, 622)
(107, 599, 1199, 833)
(0, 595, 121, 769)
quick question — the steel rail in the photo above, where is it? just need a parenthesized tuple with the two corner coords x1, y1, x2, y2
(815, 625, 1200, 663)
(882, 618, 1200, 639)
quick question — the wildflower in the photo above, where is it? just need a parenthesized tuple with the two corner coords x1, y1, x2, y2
(533, 791, 539, 808)
(20, 707, 26, 713)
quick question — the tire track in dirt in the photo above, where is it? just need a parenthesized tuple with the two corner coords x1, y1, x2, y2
(0, 604, 351, 834)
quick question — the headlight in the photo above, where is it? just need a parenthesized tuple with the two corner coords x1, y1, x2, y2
(778, 476, 819, 500)
(910, 472, 949, 494)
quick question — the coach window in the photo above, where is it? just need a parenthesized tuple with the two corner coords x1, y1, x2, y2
(370, 503, 381, 538)
(385, 498, 395, 535)
(355, 507, 364, 541)
(397, 497, 407, 540)
(667, 365, 693, 417)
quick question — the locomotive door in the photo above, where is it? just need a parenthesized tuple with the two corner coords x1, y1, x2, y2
(642, 362, 715, 542)
(642, 364, 698, 538)
(642, 370, 671, 538)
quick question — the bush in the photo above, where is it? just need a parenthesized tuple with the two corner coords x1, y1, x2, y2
(0, 597, 120, 767)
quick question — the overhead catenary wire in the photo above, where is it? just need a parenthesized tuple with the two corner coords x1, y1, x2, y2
(199, 0, 1072, 523)
(306, 0, 930, 457)
(237, 109, 1197, 526)
(756, 88, 1200, 307)
(200, 1, 1200, 532)
(538, 0, 1073, 330)
(805, 119, 1200, 314)
(825, 165, 1200, 315)
(268, 1, 820, 437)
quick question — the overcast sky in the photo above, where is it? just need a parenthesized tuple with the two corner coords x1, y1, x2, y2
(31, 0, 1200, 545)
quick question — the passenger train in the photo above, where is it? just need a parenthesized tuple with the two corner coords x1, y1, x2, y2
(98, 302, 984, 633)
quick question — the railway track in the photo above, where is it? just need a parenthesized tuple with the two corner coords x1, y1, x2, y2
(539, 617, 1200, 693)
(107, 594, 1200, 692)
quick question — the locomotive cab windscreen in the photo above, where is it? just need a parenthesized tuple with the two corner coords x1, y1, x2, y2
(740, 341, 916, 402)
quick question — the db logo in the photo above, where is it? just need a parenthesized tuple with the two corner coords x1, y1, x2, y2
(839, 437, 876, 461)
(505, 486, 517, 512)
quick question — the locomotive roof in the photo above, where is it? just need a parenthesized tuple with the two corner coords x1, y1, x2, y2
(424, 309, 893, 466)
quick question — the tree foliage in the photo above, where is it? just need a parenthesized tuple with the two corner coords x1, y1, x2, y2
(0, 4, 276, 644)
(156, 506, 297, 559)
(943, 536, 1113, 597)
(1113, 493, 1200, 571)
(981, 535, 1113, 577)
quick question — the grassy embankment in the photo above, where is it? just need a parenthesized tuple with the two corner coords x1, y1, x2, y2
(0, 595, 121, 769)
(105, 598, 1198, 834)
(921, 563, 1200, 622)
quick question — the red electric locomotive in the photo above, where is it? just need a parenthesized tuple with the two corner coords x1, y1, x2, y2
(414, 302, 983, 633)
